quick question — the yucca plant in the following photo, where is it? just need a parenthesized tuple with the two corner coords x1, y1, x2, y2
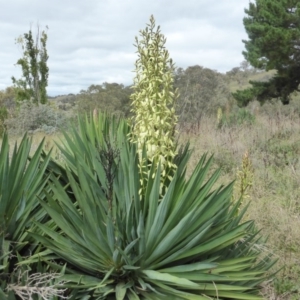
(0, 132, 52, 299)
(22, 112, 275, 300)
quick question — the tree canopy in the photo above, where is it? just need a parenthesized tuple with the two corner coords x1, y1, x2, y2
(76, 83, 131, 116)
(174, 65, 230, 125)
(12, 26, 49, 104)
(233, 0, 300, 106)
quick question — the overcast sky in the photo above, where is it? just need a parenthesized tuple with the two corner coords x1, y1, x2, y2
(0, 0, 251, 96)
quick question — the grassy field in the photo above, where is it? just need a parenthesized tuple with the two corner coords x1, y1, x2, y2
(179, 105, 300, 300)
(4, 100, 300, 299)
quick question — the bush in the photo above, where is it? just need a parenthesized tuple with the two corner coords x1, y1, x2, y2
(5, 101, 69, 134)
(218, 108, 255, 128)
(0, 106, 8, 136)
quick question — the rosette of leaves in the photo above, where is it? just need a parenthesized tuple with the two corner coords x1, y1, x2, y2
(130, 15, 178, 185)
(26, 113, 275, 299)
(0, 132, 51, 299)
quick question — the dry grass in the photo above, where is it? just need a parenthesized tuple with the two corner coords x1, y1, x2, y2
(179, 106, 300, 300)
(5, 131, 63, 160)
(229, 70, 276, 93)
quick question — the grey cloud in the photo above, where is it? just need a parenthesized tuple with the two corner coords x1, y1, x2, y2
(0, 0, 251, 95)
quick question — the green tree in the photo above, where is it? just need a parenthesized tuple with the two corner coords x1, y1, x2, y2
(76, 83, 131, 116)
(233, 0, 300, 106)
(174, 66, 230, 127)
(12, 25, 49, 104)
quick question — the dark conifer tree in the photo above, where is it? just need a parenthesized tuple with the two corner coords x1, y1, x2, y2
(234, 0, 300, 106)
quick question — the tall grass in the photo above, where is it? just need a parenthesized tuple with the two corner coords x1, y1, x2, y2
(179, 105, 300, 300)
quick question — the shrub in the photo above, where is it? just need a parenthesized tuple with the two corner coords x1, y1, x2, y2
(218, 108, 255, 128)
(0, 106, 8, 136)
(5, 101, 69, 135)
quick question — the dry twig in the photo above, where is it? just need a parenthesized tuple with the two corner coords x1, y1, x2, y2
(7, 271, 69, 300)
